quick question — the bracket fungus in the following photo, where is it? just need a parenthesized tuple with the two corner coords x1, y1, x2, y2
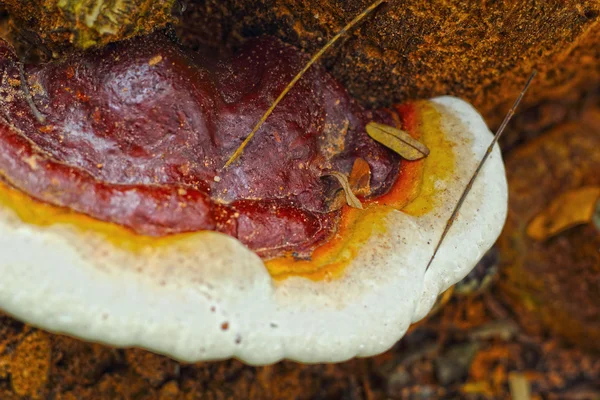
(0, 19, 509, 364)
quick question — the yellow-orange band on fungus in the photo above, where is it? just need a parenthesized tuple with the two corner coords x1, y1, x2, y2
(265, 101, 456, 281)
(0, 176, 215, 252)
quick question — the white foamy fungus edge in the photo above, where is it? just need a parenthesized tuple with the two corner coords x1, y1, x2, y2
(0, 96, 507, 365)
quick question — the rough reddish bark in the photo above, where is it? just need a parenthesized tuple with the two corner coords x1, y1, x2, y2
(178, 0, 600, 129)
(3, 0, 175, 51)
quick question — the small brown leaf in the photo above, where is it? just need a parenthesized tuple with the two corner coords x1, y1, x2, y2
(366, 122, 430, 160)
(526, 186, 600, 241)
(327, 171, 364, 209)
(348, 158, 371, 196)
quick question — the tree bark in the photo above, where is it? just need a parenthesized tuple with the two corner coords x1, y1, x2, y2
(179, 0, 600, 127)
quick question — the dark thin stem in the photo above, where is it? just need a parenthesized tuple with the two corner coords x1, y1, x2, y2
(425, 71, 537, 272)
(18, 62, 46, 124)
(223, 0, 386, 168)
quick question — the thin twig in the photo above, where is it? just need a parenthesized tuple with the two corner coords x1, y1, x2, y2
(224, 0, 386, 168)
(18, 62, 46, 124)
(424, 71, 537, 272)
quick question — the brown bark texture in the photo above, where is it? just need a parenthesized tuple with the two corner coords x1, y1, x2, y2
(2, 0, 175, 51)
(178, 0, 600, 128)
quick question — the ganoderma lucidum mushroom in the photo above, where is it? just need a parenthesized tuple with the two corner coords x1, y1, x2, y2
(0, 26, 507, 364)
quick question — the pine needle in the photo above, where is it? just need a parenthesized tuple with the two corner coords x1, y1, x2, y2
(224, 0, 386, 168)
(424, 71, 537, 272)
(18, 62, 46, 124)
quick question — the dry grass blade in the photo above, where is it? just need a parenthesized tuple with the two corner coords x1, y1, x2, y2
(366, 122, 429, 160)
(223, 0, 386, 168)
(327, 171, 364, 209)
(425, 71, 537, 272)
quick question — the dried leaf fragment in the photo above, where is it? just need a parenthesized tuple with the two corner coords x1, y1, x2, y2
(348, 158, 371, 196)
(366, 122, 430, 160)
(327, 171, 364, 209)
(526, 186, 600, 241)
(509, 372, 532, 400)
